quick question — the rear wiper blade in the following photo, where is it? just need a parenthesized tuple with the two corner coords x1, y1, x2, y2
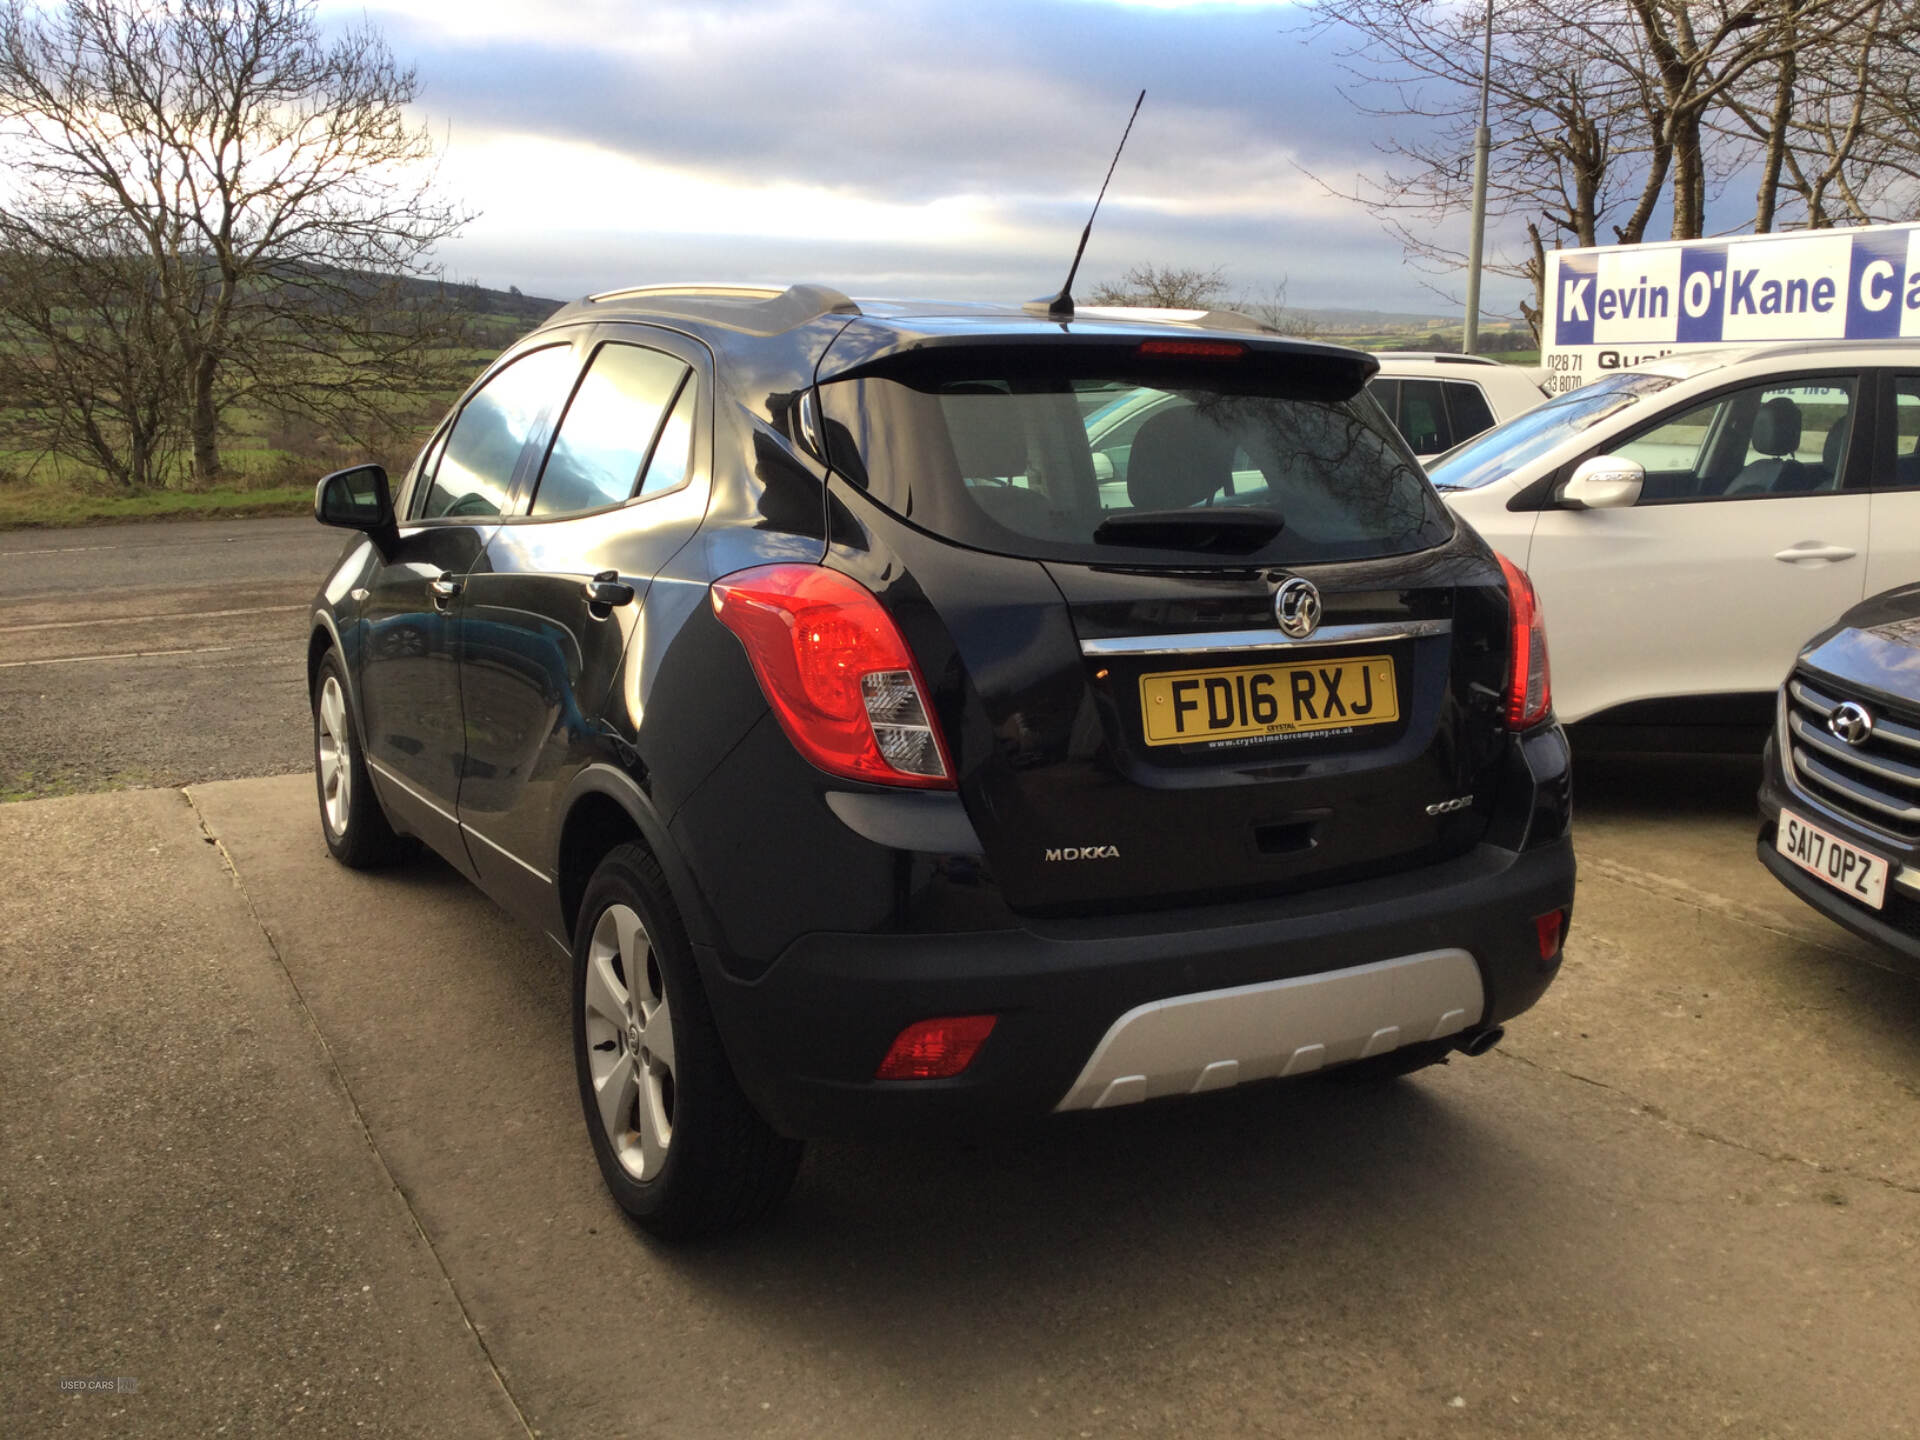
(1092, 507, 1284, 554)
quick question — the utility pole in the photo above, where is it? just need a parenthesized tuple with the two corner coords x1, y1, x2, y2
(1462, 0, 1494, 355)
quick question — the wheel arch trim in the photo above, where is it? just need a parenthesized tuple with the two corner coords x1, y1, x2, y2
(308, 607, 362, 730)
(553, 763, 716, 949)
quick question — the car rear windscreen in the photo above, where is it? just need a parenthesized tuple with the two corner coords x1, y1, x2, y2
(818, 363, 1452, 566)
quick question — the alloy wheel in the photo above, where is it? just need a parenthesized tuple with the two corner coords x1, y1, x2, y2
(316, 674, 352, 837)
(582, 902, 676, 1180)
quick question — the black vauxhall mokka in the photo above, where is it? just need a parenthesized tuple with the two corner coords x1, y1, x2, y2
(306, 283, 1576, 1237)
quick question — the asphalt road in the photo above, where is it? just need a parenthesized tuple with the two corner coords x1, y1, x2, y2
(0, 516, 345, 799)
(5, 757, 1919, 1438)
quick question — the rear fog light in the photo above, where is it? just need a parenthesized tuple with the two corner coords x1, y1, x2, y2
(875, 1015, 998, 1080)
(1535, 908, 1568, 961)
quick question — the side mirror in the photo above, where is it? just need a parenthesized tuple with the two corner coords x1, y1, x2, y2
(1561, 455, 1644, 510)
(315, 464, 396, 544)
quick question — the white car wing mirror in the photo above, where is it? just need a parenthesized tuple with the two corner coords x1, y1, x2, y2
(1561, 455, 1645, 510)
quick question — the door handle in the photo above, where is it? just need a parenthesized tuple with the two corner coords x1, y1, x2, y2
(428, 573, 464, 605)
(1773, 543, 1857, 564)
(584, 570, 635, 609)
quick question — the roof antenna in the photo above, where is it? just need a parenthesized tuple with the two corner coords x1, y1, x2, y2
(1026, 89, 1145, 321)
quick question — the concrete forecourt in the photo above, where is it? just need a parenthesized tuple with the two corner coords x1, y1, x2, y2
(4, 758, 1919, 1437)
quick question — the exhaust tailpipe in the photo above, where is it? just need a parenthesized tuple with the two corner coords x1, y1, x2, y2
(1459, 1025, 1505, 1058)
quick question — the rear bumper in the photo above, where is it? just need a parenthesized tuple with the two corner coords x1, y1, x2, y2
(698, 833, 1576, 1139)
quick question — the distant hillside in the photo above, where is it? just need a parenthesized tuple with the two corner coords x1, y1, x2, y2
(407, 287, 1534, 346)
(1280, 306, 1459, 333)
(431, 277, 566, 323)
(390, 274, 564, 327)
(417, 288, 1498, 337)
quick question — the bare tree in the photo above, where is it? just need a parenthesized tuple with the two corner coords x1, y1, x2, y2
(1087, 262, 1232, 309)
(1619, 0, 1878, 238)
(1232, 278, 1325, 337)
(0, 0, 471, 484)
(1298, 0, 1667, 338)
(1720, 0, 1920, 229)
(1303, 0, 1900, 339)
(0, 225, 187, 488)
(1086, 264, 1325, 336)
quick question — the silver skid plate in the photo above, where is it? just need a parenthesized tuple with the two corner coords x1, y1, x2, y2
(1054, 949, 1484, 1112)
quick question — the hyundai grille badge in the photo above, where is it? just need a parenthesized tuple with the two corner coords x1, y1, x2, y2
(1828, 701, 1875, 747)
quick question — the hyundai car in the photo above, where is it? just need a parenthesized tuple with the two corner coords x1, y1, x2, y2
(1759, 581, 1920, 971)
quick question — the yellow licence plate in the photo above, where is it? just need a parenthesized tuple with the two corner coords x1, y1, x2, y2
(1139, 654, 1398, 746)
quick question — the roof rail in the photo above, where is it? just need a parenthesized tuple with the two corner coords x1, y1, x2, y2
(588, 282, 784, 303)
(1372, 350, 1501, 366)
(578, 282, 861, 337)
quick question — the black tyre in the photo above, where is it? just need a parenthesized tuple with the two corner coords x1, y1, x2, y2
(572, 843, 803, 1240)
(312, 650, 411, 868)
(1332, 1038, 1456, 1083)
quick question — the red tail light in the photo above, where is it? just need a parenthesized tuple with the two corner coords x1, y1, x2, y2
(1497, 553, 1551, 729)
(710, 563, 954, 789)
(875, 1015, 997, 1080)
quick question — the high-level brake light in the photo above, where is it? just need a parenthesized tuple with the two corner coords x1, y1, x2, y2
(710, 564, 954, 788)
(1136, 339, 1245, 359)
(1497, 553, 1552, 729)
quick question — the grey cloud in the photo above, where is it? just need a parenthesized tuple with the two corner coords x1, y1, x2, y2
(363, 1, 1526, 313)
(436, 198, 1426, 310)
(376, 1, 1384, 204)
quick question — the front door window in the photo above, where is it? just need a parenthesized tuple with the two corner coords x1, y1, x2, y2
(420, 344, 577, 519)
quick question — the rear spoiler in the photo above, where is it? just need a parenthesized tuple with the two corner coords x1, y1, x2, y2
(815, 327, 1379, 400)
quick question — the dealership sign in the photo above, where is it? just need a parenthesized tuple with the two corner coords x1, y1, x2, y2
(1542, 223, 1920, 393)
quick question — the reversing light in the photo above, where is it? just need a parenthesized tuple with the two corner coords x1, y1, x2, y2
(1497, 553, 1552, 729)
(875, 1015, 998, 1080)
(1136, 339, 1246, 359)
(1534, 909, 1567, 961)
(710, 563, 954, 788)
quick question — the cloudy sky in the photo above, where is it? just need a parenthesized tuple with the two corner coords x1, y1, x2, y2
(329, 0, 1511, 317)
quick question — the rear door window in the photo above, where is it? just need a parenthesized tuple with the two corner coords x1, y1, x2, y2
(530, 342, 690, 517)
(640, 379, 697, 497)
(820, 359, 1450, 566)
(1883, 376, 1920, 488)
(1365, 378, 1400, 427)
(1442, 381, 1496, 442)
(420, 344, 576, 520)
(1395, 378, 1453, 453)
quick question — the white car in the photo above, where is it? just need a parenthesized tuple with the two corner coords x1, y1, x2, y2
(1367, 352, 1547, 463)
(1078, 350, 1545, 507)
(1431, 342, 1920, 736)
(1073, 309, 1545, 464)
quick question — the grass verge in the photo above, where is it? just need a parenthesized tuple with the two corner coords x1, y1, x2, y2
(0, 767, 159, 804)
(0, 483, 312, 530)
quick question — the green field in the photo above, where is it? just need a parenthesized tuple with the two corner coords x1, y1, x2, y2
(0, 477, 315, 528)
(0, 301, 1545, 529)
(0, 295, 551, 529)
